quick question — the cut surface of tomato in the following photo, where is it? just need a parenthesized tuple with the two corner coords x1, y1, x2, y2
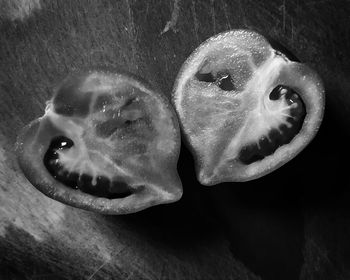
(16, 68, 182, 214)
(172, 30, 325, 185)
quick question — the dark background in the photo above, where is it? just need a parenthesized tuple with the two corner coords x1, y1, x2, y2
(0, 0, 350, 279)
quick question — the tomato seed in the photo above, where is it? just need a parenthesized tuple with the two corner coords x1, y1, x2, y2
(43, 136, 133, 199)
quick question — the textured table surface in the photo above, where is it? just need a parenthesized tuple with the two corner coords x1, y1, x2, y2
(0, 1, 349, 279)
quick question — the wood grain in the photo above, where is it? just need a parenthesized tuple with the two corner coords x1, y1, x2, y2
(0, 0, 350, 279)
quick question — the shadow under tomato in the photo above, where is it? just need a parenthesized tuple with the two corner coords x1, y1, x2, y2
(210, 160, 305, 280)
(111, 140, 305, 280)
(211, 91, 350, 280)
(110, 142, 223, 252)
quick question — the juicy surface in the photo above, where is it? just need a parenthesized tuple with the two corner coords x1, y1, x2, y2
(238, 85, 306, 164)
(180, 52, 294, 166)
(173, 30, 324, 184)
(44, 71, 179, 196)
(43, 136, 134, 198)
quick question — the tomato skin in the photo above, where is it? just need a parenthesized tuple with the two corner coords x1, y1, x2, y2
(172, 30, 325, 185)
(16, 68, 182, 214)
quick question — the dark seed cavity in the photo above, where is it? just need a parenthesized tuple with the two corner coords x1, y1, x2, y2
(48, 136, 74, 150)
(123, 97, 136, 107)
(217, 73, 235, 91)
(43, 136, 133, 199)
(269, 85, 283, 100)
(54, 85, 93, 117)
(269, 85, 303, 106)
(195, 71, 235, 91)
(238, 144, 265, 165)
(195, 72, 216, 83)
(239, 85, 306, 165)
(76, 174, 133, 199)
(93, 94, 113, 112)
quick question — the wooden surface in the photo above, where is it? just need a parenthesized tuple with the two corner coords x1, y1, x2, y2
(0, 0, 350, 279)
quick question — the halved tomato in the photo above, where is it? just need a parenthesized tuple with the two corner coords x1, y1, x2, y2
(16, 68, 182, 214)
(172, 30, 325, 185)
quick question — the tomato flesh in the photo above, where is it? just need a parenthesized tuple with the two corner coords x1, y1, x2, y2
(172, 30, 325, 184)
(17, 69, 182, 214)
(43, 136, 133, 199)
(238, 85, 306, 165)
(45, 85, 161, 197)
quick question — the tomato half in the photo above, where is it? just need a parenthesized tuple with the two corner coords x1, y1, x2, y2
(16, 68, 182, 214)
(172, 30, 325, 185)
